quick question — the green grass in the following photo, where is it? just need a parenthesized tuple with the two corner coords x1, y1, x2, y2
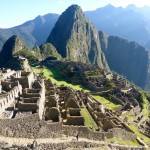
(81, 107, 99, 130)
(106, 138, 140, 146)
(142, 96, 149, 118)
(129, 124, 150, 145)
(84, 70, 102, 78)
(92, 95, 122, 110)
(121, 111, 136, 122)
(33, 66, 89, 92)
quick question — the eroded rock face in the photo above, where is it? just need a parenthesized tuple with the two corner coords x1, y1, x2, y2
(99, 30, 150, 91)
(47, 5, 109, 71)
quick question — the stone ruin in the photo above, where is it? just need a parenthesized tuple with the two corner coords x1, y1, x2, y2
(0, 68, 147, 149)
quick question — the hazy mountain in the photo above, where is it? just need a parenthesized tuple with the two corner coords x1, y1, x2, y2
(1, 4, 150, 51)
(85, 4, 150, 49)
(0, 13, 59, 51)
(47, 5, 109, 70)
(99, 31, 150, 90)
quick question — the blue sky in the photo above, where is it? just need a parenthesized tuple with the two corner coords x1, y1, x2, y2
(0, 0, 150, 28)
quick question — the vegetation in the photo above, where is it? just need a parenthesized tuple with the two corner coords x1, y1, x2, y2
(81, 107, 98, 130)
(33, 66, 89, 91)
(106, 138, 140, 146)
(40, 43, 62, 60)
(47, 5, 109, 70)
(106, 82, 116, 89)
(84, 70, 102, 77)
(129, 124, 150, 145)
(92, 95, 121, 110)
(16, 50, 39, 65)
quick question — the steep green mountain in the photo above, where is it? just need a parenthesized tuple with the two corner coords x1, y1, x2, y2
(85, 4, 150, 50)
(47, 5, 109, 70)
(39, 43, 62, 60)
(99, 31, 150, 90)
(0, 35, 62, 68)
(0, 35, 39, 67)
(0, 13, 59, 50)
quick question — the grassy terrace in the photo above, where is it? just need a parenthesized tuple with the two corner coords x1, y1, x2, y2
(92, 95, 122, 110)
(129, 124, 150, 146)
(106, 138, 140, 146)
(142, 96, 149, 118)
(81, 107, 99, 130)
(33, 66, 89, 92)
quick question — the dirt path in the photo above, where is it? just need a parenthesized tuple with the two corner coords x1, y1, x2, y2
(0, 135, 106, 146)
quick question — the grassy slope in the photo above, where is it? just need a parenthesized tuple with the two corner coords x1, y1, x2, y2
(129, 124, 150, 146)
(106, 138, 140, 146)
(81, 107, 99, 130)
(92, 95, 122, 110)
(33, 66, 89, 91)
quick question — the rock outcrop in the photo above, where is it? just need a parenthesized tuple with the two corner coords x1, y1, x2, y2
(0, 35, 39, 68)
(0, 35, 30, 67)
(99, 31, 150, 90)
(47, 5, 109, 70)
(39, 43, 62, 60)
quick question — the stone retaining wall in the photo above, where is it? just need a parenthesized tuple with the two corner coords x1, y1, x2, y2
(0, 114, 62, 138)
(62, 125, 104, 141)
(0, 114, 137, 142)
(108, 128, 136, 140)
(108, 143, 146, 150)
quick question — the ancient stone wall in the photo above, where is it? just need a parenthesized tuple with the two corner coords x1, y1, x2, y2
(109, 94, 124, 105)
(62, 125, 104, 141)
(17, 103, 38, 111)
(66, 115, 84, 126)
(0, 114, 62, 138)
(38, 79, 46, 120)
(0, 141, 102, 150)
(108, 144, 146, 150)
(0, 84, 22, 113)
(38, 141, 102, 150)
(11, 71, 34, 89)
(108, 128, 137, 140)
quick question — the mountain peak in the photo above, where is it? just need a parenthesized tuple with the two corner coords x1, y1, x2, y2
(61, 4, 84, 21)
(0, 35, 29, 67)
(67, 4, 82, 10)
(105, 4, 114, 8)
(47, 5, 109, 70)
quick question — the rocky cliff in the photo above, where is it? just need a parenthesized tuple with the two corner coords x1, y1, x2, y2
(0, 35, 29, 66)
(99, 31, 150, 90)
(0, 35, 39, 67)
(47, 5, 109, 70)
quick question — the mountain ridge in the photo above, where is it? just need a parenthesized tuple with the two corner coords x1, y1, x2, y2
(0, 13, 59, 50)
(47, 5, 109, 70)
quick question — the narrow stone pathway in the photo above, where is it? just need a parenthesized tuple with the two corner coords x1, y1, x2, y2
(0, 135, 106, 146)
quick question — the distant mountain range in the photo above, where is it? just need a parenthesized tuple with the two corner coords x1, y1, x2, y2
(1, 4, 150, 91)
(0, 13, 59, 50)
(85, 4, 150, 50)
(0, 4, 150, 51)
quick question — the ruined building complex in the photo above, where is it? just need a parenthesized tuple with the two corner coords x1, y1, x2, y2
(0, 67, 147, 149)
